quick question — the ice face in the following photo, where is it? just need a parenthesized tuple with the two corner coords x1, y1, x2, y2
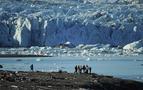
(0, 0, 143, 47)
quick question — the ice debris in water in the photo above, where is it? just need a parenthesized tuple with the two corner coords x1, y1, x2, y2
(36, 58, 41, 61)
(85, 57, 91, 61)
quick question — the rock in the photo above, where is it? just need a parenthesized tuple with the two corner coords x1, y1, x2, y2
(11, 85, 18, 88)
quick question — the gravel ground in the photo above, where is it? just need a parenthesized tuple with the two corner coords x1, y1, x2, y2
(0, 70, 143, 90)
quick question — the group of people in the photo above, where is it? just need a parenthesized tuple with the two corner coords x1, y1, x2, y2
(30, 64, 92, 74)
(74, 65, 91, 74)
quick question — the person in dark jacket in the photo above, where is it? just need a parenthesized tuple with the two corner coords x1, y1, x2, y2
(88, 66, 92, 74)
(82, 65, 86, 73)
(30, 64, 34, 71)
(78, 65, 82, 74)
(0, 65, 3, 68)
(85, 65, 89, 74)
(75, 65, 78, 73)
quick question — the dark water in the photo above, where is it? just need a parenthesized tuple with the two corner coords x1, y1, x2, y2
(0, 56, 143, 82)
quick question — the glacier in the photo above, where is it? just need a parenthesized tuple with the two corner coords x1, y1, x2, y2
(0, 0, 143, 48)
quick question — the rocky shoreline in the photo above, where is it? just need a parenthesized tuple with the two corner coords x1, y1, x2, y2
(0, 70, 143, 90)
(0, 54, 52, 58)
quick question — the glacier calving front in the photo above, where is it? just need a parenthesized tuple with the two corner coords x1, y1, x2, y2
(0, 0, 143, 47)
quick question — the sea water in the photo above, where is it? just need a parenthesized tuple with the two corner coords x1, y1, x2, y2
(0, 56, 143, 82)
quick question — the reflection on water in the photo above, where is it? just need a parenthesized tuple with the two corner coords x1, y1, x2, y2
(0, 57, 143, 82)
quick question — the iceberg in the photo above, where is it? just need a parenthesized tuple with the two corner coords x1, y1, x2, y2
(123, 39, 143, 50)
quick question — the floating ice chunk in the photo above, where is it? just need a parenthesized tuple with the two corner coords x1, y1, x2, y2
(85, 57, 90, 61)
(59, 6, 62, 9)
(81, 50, 88, 56)
(77, 6, 79, 9)
(30, 4, 35, 7)
(76, 44, 85, 49)
(123, 39, 143, 50)
(36, 58, 41, 61)
(82, 45, 97, 49)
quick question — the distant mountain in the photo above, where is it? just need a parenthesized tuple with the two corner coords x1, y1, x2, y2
(0, 0, 143, 47)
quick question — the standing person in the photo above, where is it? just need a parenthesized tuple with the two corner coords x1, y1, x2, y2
(77, 65, 80, 73)
(85, 65, 89, 74)
(82, 65, 86, 73)
(78, 65, 82, 74)
(89, 66, 91, 74)
(75, 65, 78, 73)
(0, 65, 3, 68)
(80, 65, 83, 74)
(30, 64, 34, 71)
